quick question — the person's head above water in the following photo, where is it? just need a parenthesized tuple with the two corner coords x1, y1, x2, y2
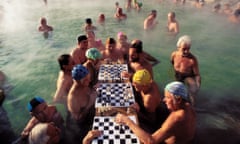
(27, 96, 45, 112)
(165, 81, 189, 102)
(71, 64, 89, 81)
(176, 35, 191, 48)
(85, 48, 102, 60)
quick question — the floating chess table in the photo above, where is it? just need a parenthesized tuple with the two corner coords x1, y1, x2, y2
(95, 83, 135, 108)
(98, 64, 128, 83)
(91, 116, 140, 144)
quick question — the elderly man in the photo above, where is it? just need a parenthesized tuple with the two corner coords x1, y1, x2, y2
(115, 81, 196, 144)
(170, 35, 201, 105)
(21, 96, 64, 142)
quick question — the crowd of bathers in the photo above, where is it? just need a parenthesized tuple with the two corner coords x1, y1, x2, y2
(1, 0, 239, 144)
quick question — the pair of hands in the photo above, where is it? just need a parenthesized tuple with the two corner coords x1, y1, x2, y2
(83, 113, 131, 144)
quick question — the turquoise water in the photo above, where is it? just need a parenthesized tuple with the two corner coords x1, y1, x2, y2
(1, 0, 240, 143)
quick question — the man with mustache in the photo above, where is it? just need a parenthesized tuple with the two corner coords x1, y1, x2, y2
(170, 35, 201, 105)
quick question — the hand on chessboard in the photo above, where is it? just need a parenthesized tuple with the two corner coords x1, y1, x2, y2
(82, 130, 103, 144)
(115, 113, 133, 126)
(121, 71, 132, 80)
(130, 102, 140, 112)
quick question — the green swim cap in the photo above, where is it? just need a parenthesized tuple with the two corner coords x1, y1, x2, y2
(85, 48, 102, 60)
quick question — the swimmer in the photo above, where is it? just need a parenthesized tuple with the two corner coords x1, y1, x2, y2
(97, 13, 105, 25)
(70, 35, 88, 65)
(144, 10, 158, 31)
(125, 0, 132, 11)
(116, 32, 131, 62)
(101, 37, 124, 63)
(115, 81, 196, 144)
(222, 3, 233, 16)
(133, 0, 143, 12)
(38, 17, 53, 39)
(170, 35, 201, 105)
(53, 54, 74, 105)
(84, 18, 97, 34)
(114, 7, 127, 21)
(83, 48, 102, 88)
(167, 12, 179, 36)
(21, 96, 64, 142)
(67, 64, 97, 142)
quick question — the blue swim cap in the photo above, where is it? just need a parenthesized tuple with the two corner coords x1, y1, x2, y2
(85, 48, 102, 60)
(72, 64, 89, 80)
(27, 96, 45, 112)
(165, 81, 189, 101)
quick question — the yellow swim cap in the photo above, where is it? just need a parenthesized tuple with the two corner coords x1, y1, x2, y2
(133, 69, 151, 85)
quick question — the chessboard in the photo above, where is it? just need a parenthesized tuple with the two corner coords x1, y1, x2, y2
(98, 64, 128, 83)
(91, 116, 140, 144)
(95, 83, 135, 108)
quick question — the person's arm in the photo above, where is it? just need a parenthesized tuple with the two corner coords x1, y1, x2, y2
(48, 25, 53, 31)
(21, 117, 39, 139)
(82, 130, 102, 144)
(192, 57, 201, 88)
(115, 114, 154, 144)
(142, 51, 160, 66)
(152, 112, 181, 143)
(170, 51, 176, 65)
(53, 76, 66, 103)
(175, 22, 179, 35)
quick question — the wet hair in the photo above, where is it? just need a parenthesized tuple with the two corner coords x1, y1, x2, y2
(151, 10, 157, 14)
(169, 12, 175, 18)
(130, 40, 143, 53)
(106, 37, 116, 45)
(58, 54, 70, 71)
(77, 35, 87, 43)
(85, 18, 92, 24)
(99, 13, 105, 21)
(214, 3, 221, 10)
(40, 17, 47, 24)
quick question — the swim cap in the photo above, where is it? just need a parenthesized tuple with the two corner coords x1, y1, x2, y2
(72, 64, 89, 80)
(176, 35, 191, 47)
(27, 96, 45, 112)
(165, 81, 189, 101)
(85, 48, 102, 60)
(133, 69, 151, 85)
(117, 32, 126, 39)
